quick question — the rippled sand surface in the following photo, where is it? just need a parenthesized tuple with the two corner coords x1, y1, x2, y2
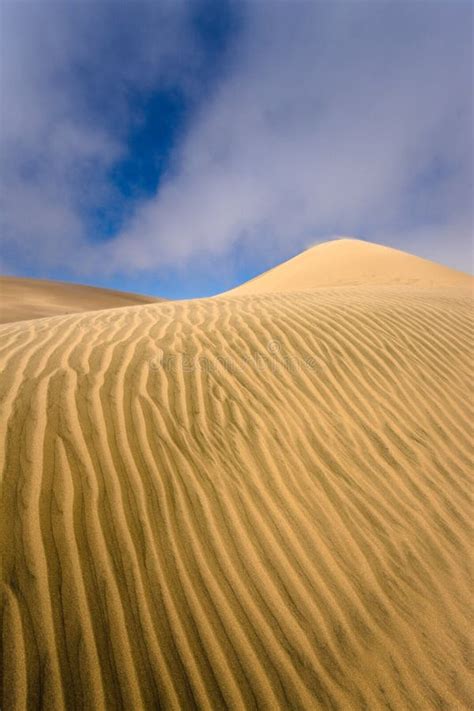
(2, 240, 473, 709)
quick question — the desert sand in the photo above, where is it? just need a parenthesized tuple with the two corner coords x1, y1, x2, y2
(0, 275, 159, 324)
(1, 239, 473, 709)
(226, 238, 473, 294)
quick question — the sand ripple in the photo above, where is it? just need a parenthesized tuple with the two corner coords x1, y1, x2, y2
(1, 285, 473, 709)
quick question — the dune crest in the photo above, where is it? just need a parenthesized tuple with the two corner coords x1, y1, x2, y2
(1, 242, 473, 709)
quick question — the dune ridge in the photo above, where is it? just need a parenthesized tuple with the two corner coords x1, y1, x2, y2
(1, 240, 473, 709)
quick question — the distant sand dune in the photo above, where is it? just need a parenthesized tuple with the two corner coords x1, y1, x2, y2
(1, 240, 473, 709)
(226, 238, 473, 294)
(0, 275, 159, 324)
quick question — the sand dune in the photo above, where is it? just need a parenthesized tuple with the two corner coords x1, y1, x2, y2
(227, 238, 473, 294)
(0, 275, 159, 324)
(1, 240, 473, 709)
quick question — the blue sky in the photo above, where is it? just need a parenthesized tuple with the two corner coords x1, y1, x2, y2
(1, 1, 472, 298)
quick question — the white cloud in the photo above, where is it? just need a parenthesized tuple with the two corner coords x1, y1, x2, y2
(0, 0, 198, 272)
(105, 1, 472, 274)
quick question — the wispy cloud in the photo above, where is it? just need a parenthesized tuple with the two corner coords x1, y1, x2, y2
(0, 1, 201, 271)
(1, 1, 472, 286)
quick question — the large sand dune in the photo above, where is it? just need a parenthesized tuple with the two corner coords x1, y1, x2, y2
(1, 240, 473, 709)
(227, 238, 473, 294)
(0, 276, 159, 324)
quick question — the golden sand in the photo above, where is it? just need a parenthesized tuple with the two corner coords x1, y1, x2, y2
(1, 240, 473, 709)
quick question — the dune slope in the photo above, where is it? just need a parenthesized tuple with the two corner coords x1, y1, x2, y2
(1, 270, 473, 709)
(0, 275, 160, 324)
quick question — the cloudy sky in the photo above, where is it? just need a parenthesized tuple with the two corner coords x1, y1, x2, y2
(1, 0, 472, 298)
